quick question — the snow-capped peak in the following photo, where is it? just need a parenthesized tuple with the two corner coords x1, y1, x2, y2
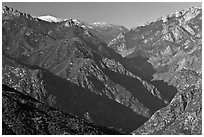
(92, 22, 108, 25)
(91, 22, 112, 27)
(38, 15, 64, 23)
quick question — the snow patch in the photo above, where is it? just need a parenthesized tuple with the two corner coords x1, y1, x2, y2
(38, 15, 64, 23)
(91, 22, 112, 28)
(92, 22, 108, 25)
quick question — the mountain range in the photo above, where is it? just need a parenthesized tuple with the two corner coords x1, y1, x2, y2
(2, 6, 202, 135)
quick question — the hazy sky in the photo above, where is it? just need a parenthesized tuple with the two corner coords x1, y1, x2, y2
(2, 2, 202, 29)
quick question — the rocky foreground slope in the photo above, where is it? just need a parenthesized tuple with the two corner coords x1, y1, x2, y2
(2, 84, 123, 135)
(2, 6, 202, 135)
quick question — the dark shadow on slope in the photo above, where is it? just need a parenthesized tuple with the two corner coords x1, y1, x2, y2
(150, 81, 178, 102)
(78, 34, 150, 80)
(125, 55, 177, 102)
(93, 53, 166, 113)
(127, 56, 156, 79)
(123, 60, 177, 103)
(2, 56, 148, 133)
(85, 40, 178, 103)
(92, 46, 178, 103)
(41, 69, 148, 132)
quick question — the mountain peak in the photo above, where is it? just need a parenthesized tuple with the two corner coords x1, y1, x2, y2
(38, 15, 64, 23)
(37, 15, 83, 27)
(161, 6, 201, 23)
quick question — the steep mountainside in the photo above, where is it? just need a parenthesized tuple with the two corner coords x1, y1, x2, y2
(109, 7, 201, 88)
(108, 7, 202, 135)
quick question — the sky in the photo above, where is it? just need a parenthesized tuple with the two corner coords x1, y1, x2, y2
(2, 2, 202, 29)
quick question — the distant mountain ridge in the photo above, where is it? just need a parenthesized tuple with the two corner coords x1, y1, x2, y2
(37, 15, 129, 44)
